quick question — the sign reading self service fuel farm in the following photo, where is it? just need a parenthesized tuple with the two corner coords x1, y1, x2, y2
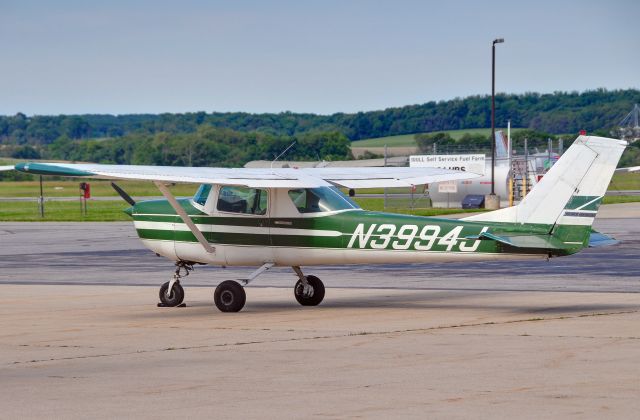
(409, 154, 486, 175)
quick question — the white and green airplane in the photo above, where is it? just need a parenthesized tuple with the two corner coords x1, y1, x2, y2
(10, 135, 626, 312)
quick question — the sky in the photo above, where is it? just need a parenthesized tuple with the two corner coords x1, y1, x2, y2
(1, 0, 638, 116)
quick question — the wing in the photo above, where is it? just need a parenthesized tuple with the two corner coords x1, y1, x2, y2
(14, 162, 480, 188)
(0, 165, 15, 171)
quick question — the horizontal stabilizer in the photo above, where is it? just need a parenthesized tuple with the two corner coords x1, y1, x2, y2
(468, 231, 567, 250)
(588, 231, 619, 247)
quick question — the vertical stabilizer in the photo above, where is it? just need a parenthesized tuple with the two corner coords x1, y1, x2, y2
(463, 136, 627, 228)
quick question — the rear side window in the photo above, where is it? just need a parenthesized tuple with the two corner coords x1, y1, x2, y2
(217, 186, 267, 215)
(288, 187, 359, 213)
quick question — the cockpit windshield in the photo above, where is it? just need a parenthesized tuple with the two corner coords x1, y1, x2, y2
(287, 187, 360, 213)
(193, 184, 212, 206)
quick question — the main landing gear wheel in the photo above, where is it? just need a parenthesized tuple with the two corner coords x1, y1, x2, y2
(214, 280, 246, 312)
(294, 275, 325, 306)
(159, 281, 185, 307)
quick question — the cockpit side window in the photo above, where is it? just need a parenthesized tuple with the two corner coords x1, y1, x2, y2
(217, 186, 267, 215)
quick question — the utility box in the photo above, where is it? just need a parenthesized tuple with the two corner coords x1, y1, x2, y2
(462, 194, 485, 209)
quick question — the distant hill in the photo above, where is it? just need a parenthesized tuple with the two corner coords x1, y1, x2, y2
(351, 128, 529, 147)
(0, 89, 638, 146)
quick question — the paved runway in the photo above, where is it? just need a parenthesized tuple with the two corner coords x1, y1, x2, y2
(1, 203, 639, 418)
(1, 286, 639, 418)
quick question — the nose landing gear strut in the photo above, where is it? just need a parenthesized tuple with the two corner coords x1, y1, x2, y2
(158, 261, 193, 307)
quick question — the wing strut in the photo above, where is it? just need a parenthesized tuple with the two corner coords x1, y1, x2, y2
(154, 181, 215, 254)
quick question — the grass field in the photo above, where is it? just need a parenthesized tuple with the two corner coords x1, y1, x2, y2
(0, 200, 132, 221)
(0, 180, 197, 198)
(608, 172, 640, 190)
(602, 195, 640, 205)
(351, 134, 418, 147)
(351, 128, 526, 148)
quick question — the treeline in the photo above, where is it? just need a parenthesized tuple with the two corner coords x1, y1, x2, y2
(3, 127, 639, 181)
(10, 127, 352, 167)
(415, 129, 580, 154)
(1, 89, 638, 146)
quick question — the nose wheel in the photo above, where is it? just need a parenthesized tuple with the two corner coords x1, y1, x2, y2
(159, 281, 185, 307)
(294, 274, 325, 306)
(158, 261, 192, 307)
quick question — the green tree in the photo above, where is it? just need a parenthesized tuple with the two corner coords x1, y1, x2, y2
(415, 132, 455, 153)
(11, 145, 41, 159)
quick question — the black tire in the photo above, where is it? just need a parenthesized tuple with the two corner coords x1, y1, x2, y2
(294, 275, 325, 306)
(214, 281, 246, 312)
(159, 281, 185, 306)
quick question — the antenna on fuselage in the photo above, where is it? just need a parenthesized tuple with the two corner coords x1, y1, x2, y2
(271, 141, 296, 170)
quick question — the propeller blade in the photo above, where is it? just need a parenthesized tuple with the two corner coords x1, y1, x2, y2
(111, 182, 136, 206)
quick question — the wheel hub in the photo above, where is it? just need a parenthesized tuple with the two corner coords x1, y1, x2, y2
(297, 283, 314, 298)
(220, 290, 234, 305)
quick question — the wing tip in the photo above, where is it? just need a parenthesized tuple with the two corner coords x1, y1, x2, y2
(14, 162, 95, 177)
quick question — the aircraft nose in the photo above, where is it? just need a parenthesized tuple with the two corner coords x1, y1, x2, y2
(123, 205, 134, 217)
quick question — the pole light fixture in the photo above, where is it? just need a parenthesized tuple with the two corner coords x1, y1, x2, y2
(491, 37, 504, 196)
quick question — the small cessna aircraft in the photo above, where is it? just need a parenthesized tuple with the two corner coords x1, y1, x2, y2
(9, 135, 626, 312)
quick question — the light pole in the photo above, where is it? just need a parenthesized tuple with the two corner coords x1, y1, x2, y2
(488, 37, 504, 208)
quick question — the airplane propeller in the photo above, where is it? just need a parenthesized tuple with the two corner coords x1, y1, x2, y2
(110, 182, 136, 206)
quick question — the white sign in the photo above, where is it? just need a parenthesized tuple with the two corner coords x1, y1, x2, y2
(437, 180, 458, 193)
(409, 154, 486, 175)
